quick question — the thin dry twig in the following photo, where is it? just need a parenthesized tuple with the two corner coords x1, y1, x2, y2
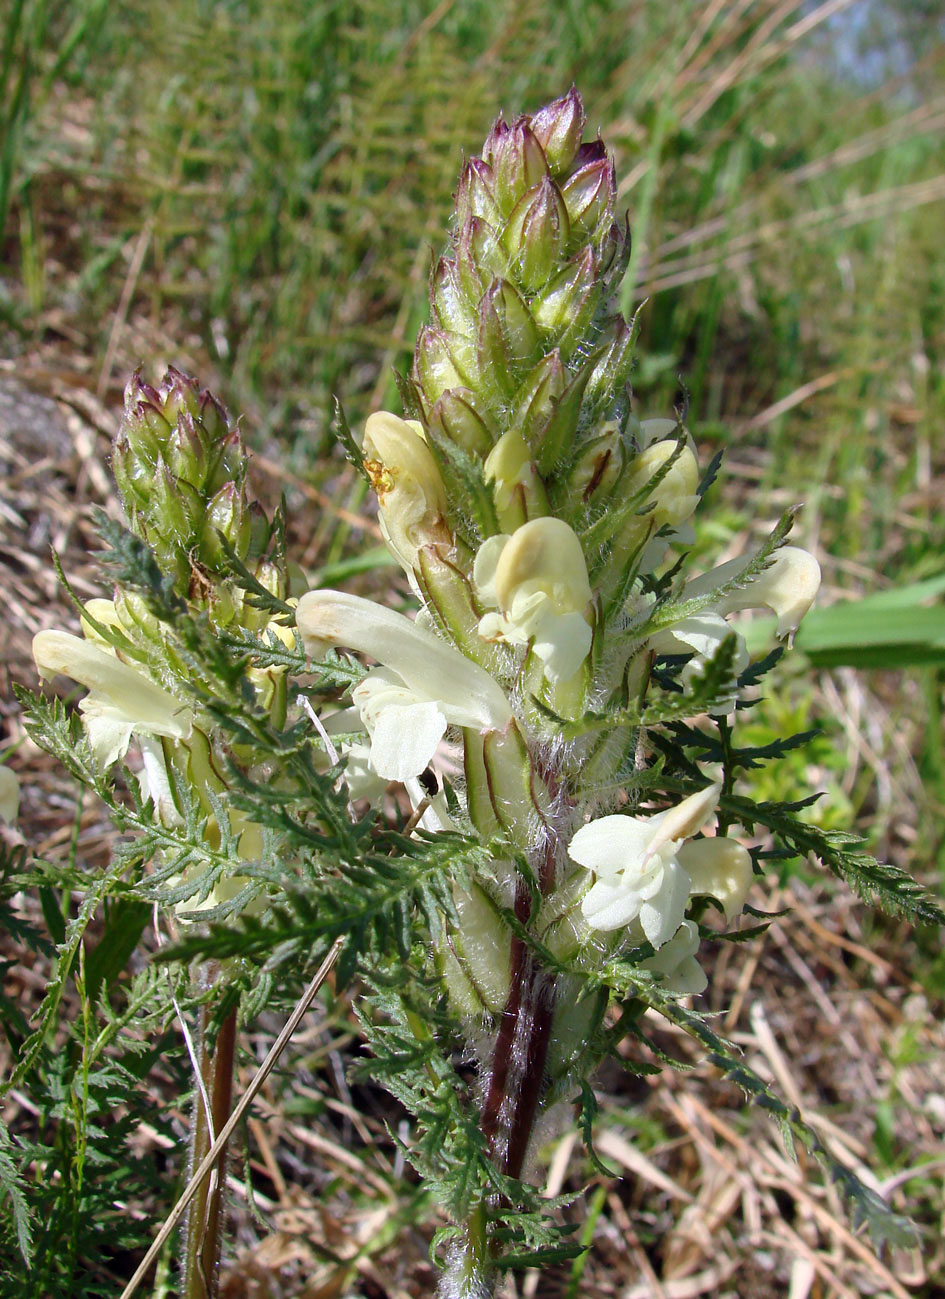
(117, 938, 345, 1299)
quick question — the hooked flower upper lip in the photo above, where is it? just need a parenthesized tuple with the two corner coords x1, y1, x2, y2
(296, 589, 514, 782)
(474, 517, 594, 683)
(33, 629, 193, 768)
(648, 544, 822, 704)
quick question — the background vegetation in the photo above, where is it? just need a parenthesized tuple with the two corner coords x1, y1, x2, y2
(1, 1, 943, 1295)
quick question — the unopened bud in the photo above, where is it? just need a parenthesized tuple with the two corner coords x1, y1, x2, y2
(560, 148, 615, 236)
(584, 318, 635, 410)
(153, 461, 203, 546)
(483, 430, 548, 531)
(477, 279, 540, 396)
(413, 326, 472, 405)
(165, 413, 209, 490)
(511, 349, 567, 449)
(459, 216, 510, 289)
(532, 246, 600, 359)
(202, 482, 251, 567)
(502, 176, 570, 292)
(432, 256, 478, 337)
(454, 157, 502, 228)
(487, 120, 548, 214)
(566, 425, 623, 506)
(624, 438, 700, 529)
(528, 87, 586, 175)
(533, 355, 595, 473)
(428, 389, 495, 458)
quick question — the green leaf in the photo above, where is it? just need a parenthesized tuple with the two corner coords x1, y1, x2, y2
(332, 395, 367, 478)
(723, 793, 945, 927)
(84, 899, 152, 1005)
(0, 1119, 32, 1265)
(578, 1081, 618, 1177)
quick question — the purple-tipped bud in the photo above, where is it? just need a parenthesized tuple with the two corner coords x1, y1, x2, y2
(534, 356, 596, 473)
(202, 482, 250, 566)
(112, 366, 285, 609)
(166, 413, 209, 488)
(585, 319, 635, 411)
(477, 279, 540, 397)
(489, 121, 549, 214)
(510, 350, 567, 449)
(502, 176, 570, 292)
(196, 387, 230, 444)
(158, 366, 203, 426)
(560, 152, 616, 236)
(482, 116, 510, 167)
(570, 139, 608, 172)
(528, 87, 586, 175)
(125, 402, 169, 465)
(455, 158, 502, 227)
(461, 216, 510, 285)
(206, 429, 245, 497)
(126, 371, 163, 410)
(413, 94, 637, 498)
(152, 460, 203, 549)
(111, 432, 154, 510)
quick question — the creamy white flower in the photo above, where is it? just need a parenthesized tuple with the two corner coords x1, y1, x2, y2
(684, 545, 821, 640)
(352, 668, 453, 783)
(640, 918, 706, 994)
(137, 734, 183, 826)
(648, 546, 821, 705)
(483, 430, 542, 531)
(474, 518, 593, 682)
(318, 706, 389, 799)
(0, 765, 19, 824)
(33, 630, 193, 768)
(569, 783, 721, 947)
(297, 590, 513, 782)
(678, 835, 754, 920)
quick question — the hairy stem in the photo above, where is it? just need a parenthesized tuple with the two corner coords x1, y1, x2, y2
(182, 999, 237, 1299)
(502, 966, 553, 1180)
(440, 1201, 495, 1298)
(481, 834, 557, 1179)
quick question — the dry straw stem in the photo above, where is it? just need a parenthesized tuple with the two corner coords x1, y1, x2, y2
(117, 937, 344, 1299)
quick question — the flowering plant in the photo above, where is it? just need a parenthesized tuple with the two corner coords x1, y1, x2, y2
(16, 90, 943, 1298)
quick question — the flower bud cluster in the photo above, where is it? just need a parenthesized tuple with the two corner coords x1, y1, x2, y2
(113, 368, 286, 626)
